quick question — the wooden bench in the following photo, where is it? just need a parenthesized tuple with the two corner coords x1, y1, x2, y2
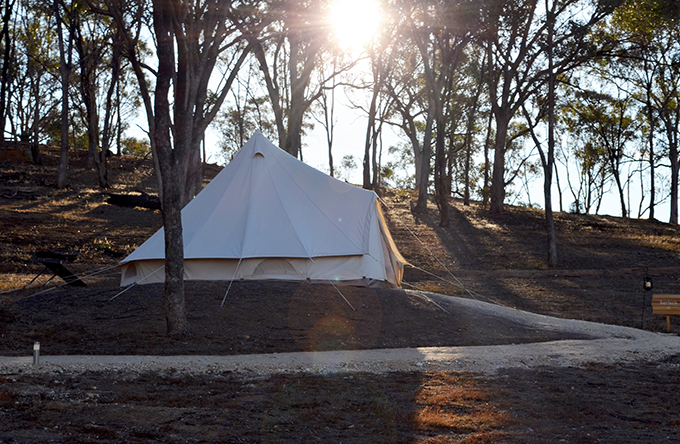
(652, 295, 680, 332)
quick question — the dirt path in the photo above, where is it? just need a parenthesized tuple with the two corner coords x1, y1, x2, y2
(4, 293, 678, 377)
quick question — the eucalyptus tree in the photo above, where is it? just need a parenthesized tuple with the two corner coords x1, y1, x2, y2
(215, 69, 277, 162)
(480, 0, 621, 217)
(610, 0, 680, 223)
(567, 88, 639, 217)
(73, 3, 137, 186)
(104, 0, 264, 335)
(356, 44, 398, 190)
(73, 2, 124, 188)
(558, 82, 615, 215)
(441, 72, 474, 199)
(6, 1, 60, 164)
(561, 139, 609, 214)
(382, 39, 431, 211)
(398, 0, 478, 226)
(655, 61, 680, 224)
(54, 0, 77, 188)
(458, 48, 487, 206)
(311, 58, 338, 177)
(247, 0, 344, 159)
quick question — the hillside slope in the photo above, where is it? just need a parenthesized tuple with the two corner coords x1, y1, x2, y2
(2, 147, 680, 336)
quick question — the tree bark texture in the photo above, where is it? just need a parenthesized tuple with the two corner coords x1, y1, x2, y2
(0, 0, 15, 140)
(545, 0, 558, 267)
(670, 133, 679, 224)
(415, 115, 433, 213)
(434, 115, 449, 226)
(152, 0, 189, 336)
(489, 112, 509, 214)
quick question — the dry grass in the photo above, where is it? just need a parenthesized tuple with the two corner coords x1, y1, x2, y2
(414, 372, 509, 437)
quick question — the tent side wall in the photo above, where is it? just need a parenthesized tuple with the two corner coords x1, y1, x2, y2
(120, 255, 400, 288)
(120, 199, 406, 289)
(375, 200, 406, 287)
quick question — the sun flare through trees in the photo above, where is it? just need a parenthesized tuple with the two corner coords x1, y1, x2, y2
(327, 0, 384, 52)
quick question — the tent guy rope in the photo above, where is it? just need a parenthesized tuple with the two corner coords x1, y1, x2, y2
(377, 195, 504, 307)
(110, 265, 165, 301)
(309, 256, 356, 311)
(221, 257, 243, 307)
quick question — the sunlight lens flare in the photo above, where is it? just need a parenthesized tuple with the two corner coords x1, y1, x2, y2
(329, 0, 383, 52)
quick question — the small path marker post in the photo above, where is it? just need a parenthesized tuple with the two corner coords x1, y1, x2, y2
(33, 341, 40, 366)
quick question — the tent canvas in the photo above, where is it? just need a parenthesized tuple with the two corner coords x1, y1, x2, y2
(120, 131, 406, 288)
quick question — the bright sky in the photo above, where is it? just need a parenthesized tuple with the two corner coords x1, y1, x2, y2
(328, 0, 384, 53)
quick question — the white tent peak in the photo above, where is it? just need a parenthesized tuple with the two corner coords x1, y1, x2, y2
(120, 131, 405, 288)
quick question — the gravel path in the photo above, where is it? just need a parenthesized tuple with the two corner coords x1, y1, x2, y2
(2, 293, 679, 377)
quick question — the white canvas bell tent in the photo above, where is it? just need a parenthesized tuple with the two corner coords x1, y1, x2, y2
(119, 130, 406, 288)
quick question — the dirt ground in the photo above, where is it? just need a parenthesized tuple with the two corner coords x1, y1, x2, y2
(1, 146, 680, 443)
(2, 359, 679, 444)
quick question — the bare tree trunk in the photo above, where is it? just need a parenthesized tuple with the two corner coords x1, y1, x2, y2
(82, 75, 107, 187)
(152, 0, 189, 336)
(545, 0, 558, 267)
(490, 112, 509, 214)
(463, 125, 472, 206)
(100, 33, 123, 182)
(317, 71, 336, 177)
(116, 83, 122, 156)
(463, 58, 484, 206)
(30, 71, 41, 165)
(0, 0, 15, 141)
(363, 84, 379, 190)
(670, 137, 679, 224)
(285, 106, 304, 159)
(483, 110, 493, 206)
(434, 115, 449, 226)
(181, 142, 203, 205)
(54, 0, 72, 190)
(645, 67, 656, 220)
(414, 114, 433, 213)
